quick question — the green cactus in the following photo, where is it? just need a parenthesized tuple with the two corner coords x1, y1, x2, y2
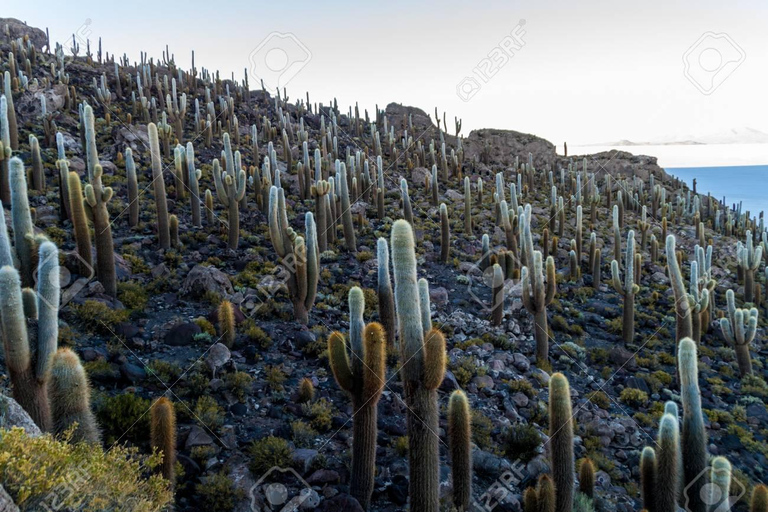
(147, 122, 171, 250)
(9, 157, 36, 287)
(522, 250, 556, 364)
(328, 320, 386, 510)
(377, 238, 396, 351)
(491, 263, 504, 326)
(611, 230, 639, 344)
(312, 180, 330, 252)
(523, 486, 539, 512)
(418, 278, 432, 333)
(738, 230, 762, 302)
(709, 457, 731, 512)
(339, 161, 356, 252)
(613, 205, 621, 265)
(3, 71, 18, 151)
(48, 348, 101, 444)
(218, 299, 236, 348)
(751, 485, 768, 512)
(169, 214, 179, 247)
(638, 205, 650, 251)
(656, 413, 679, 512)
(537, 473, 556, 512)
(391, 219, 445, 512)
(579, 458, 595, 499)
(448, 390, 472, 512)
(719, 288, 758, 376)
(440, 203, 450, 263)
(151, 396, 177, 485)
(83, 163, 116, 297)
(464, 177, 472, 235)
(205, 189, 214, 225)
(29, 135, 45, 191)
(82, 103, 98, 182)
(186, 142, 202, 227)
(66, 171, 93, 276)
(0, 95, 12, 204)
(667, 235, 693, 342)
(640, 446, 657, 512)
(0, 241, 60, 431)
(125, 148, 139, 227)
(401, 178, 413, 226)
(549, 373, 574, 512)
(575, 204, 583, 263)
(268, 188, 319, 324)
(686, 259, 710, 343)
(678, 338, 707, 512)
(214, 133, 247, 250)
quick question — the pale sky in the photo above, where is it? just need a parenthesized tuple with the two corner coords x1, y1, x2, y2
(6, 0, 768, 146)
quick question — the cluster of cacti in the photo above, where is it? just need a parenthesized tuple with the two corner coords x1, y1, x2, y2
(738, 230, 762, 302)
(328, 288, 386, 510)
(719, 288, 758, 376)
(521, 250, 556, 364)
(214, 133, 247, 249)
(148, 122, 172, 250)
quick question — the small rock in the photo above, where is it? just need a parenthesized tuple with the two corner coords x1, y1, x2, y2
(185, 426, 214, 449)
(205, 343, 231, 374)
(164, 322, 202, 346)
(306, 469, 340, 485)
(120, 362, 147, 383)
(181, 264, 234, 298)
(0, 394, 42, 437)
(293, 449, 320, 474)
(318, 494, 363, 512)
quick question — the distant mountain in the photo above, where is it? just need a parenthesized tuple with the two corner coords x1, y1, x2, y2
(587, 127, 768, 146)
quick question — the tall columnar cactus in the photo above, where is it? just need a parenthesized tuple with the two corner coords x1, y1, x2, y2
(667, 236, 693, 342)
(83, 163, 116, 297)
(448, 390, 472, 512)
(522, 250, 556, 364)
(0, 241, 59, 431)
(205, 189, 214, 225)
(0, 203, 13, 267)
(549, 373, 574, 512)
(440, 203, 450, 263)
(640, 446, 657, 512)
(575, 204, 583, 263)
(48, 348, 101, 444)
(418, 278, 432, 333)
(377, 238, 396, 350)
(491, 263, 505, 326)
(9, 157, 36, 287)
(67, 171, 93, 276)
(686, 260, 710, 343)
(738, 230, 762, 302)
(218, 299, 236, 348)
(0, 95, 12, 204)
(268, 188, 319, 324)
(656, 413, 680, 512)
(148, 123, 171, 250)
(579, 458, 595, 499)
(339, 161, 356, 252)
(313, 180, 330, 252)
(125, 148, 139, 227)
(29, 135, 45, 191)
(328, 320, 386, 510)
(151, 397, 177, 485)
(720, 288, 758, 376)
(401, 178, 413, 226)
(214, 137, 247, 249)
(3, 71, 18, 151)
(187, 142, 202, 227)
(611, 230, 639, 344)
(82, 103, 98, 182)
(751, 485, 768, 512)
(391, 219, 446, 512)
(613, 205, 621, 264)
(678, 338, 707, 512)
(709, 457, 731, 512)
(464, 177, 472, 235)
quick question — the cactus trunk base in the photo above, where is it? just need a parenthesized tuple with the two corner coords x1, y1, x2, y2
(350, 402, 377, 510)
(405, 385, 440, 512)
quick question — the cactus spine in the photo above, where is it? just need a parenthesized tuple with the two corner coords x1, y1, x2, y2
(678, 338, 707, 512)
(0, 241, 60, 431)
(549, 373, 574, 512)
(391, 219, 445, 512)
(148, 122, 171, 250)
(522, 251, 556, 364)
(48, 348, 101, 444)
(448, 390, 472, 512)
(218, 299, 236, 348)
(611, 230, 639, 344)
(151, 396, 177, 485)
(719, 288, 757, 376)
(328, 311, 386, 511)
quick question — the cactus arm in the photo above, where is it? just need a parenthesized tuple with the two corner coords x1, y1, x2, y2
(422, 328, 446, 390)
(328, 332, 353, 393)
(418, 278, 431, 333)
(35, 241, 60, 381)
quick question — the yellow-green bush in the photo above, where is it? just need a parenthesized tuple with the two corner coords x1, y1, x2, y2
(248, 436, 293, 475)
(0, 427, 171, 511)
(619, 388, 648, 407)
(118, 281, 149, 311)
(195, 470, 244, 511)
(71, 300, 130, 333)
(94, 392, 151, 445)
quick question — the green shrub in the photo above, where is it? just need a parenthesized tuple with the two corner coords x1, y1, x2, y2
(146, 360, 182, 384)
(194, 395, 225, 431)
(619, 388, 648, 407)
(394, 436, 409, 457)
(118, 281, 149, 311)
(195, 317, 217, 336)
(291, 421, 318, 448)
(301, 398, 334, 432)
(472, 410, 493, 450)
(95, 392, 151, 445)
(248, 436, 293, 475)
(503, 423, 541, 463)
(0, 427, 172, 510)
(586, 391, 611, 410)
(225, 371, 253, 402)
(265, 365, 287, 392)
(71, 300, 130, 334)
(243, 319, 271, 348)
(195, 470, 244, 511)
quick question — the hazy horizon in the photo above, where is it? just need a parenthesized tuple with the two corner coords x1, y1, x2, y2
(6, 0, 768, 157)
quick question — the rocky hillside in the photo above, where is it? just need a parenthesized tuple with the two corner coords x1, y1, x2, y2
(0, 17, 766, 512)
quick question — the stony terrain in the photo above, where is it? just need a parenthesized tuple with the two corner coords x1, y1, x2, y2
(0, 17, 766, 512)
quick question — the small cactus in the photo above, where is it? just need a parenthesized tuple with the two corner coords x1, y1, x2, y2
(218, 300, 236, 348)
(640, 446, 657, 512)
(48, 348, 101, 444)
(151, 397, 177, 485)
(448, 390, 472, 512)
(297, 378, 315, 403)
(522, 251, 556, 364)
(751, 485, 768, 512)
(491, 263, 504, 326)
(611, 230, 639, 344)
(579, 458, 595, 499)
(549, 373, 574, 512)
(709, 457, 731, 512)
(719, 288, 758, 376)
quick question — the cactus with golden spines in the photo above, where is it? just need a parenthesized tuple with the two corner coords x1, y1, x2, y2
(169, 215, 180, 247)
(752, 485, 768, 512)
(579, 458, 595, 499)
(611, 230, 639, 344)
(640, 446, 656, 512)
(0, 241, 60, 431)
(312, 180, 330, 252)
(151, 397, 177, 485)
(448, 390, 472, 512)
(218, 299, 236, 348)
(29, 135, 45, 191)
(66, 171, 93, 276)
(48, 348, 101, 444)
(328, 292, 386, 511)
(268, 187, 319, 324)
(522, 250, 556, 364)
(148, 122, 171, 250)
(205, 189, 215, 225)
(549, 373, 574, 512)
(720, 288, 758, 376)
(391, 219, 445, 512)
